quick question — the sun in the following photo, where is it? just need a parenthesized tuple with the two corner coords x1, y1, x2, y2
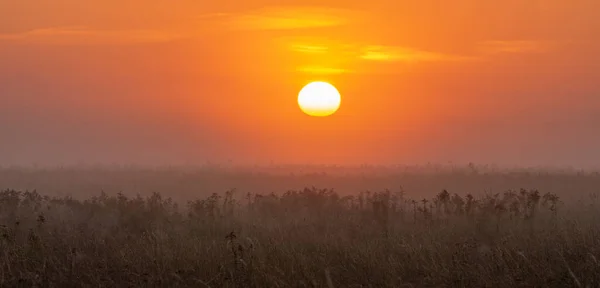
(298, 81, 341, 117)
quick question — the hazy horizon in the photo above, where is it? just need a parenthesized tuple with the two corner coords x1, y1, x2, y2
(2, 162, 599, 175)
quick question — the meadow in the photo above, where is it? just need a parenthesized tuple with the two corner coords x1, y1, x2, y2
(1, 166, 600, 287)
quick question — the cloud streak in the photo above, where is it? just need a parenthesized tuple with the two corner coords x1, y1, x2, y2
(296, 66, 349, 75)
(0, 26, 182, 45)
(285, 39, 550, 75)
(283, 39, 551, 75)
(289, 44, 329, 54)
(359, 45, 469, 62)
(285, 40, 469, 65)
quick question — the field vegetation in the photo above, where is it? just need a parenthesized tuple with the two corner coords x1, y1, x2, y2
(1, 167, 599, 287)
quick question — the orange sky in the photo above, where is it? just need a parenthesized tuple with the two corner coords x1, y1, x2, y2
(1, 0, 600, 167)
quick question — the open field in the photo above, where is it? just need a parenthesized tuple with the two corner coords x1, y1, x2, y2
(1, 167, 600, 287)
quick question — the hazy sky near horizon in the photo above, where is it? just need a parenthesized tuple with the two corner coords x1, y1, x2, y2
(1, 0, 599, 167)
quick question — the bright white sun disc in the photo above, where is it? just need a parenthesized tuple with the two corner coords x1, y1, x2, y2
(298, 81, 341, 117)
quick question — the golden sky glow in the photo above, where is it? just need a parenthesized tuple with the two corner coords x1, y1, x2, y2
(1, 0, 599, 166)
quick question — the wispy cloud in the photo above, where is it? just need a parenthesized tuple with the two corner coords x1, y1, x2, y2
(285, 39, 553, 75)
(289, 44, 329, 54)
(0, 26, 182, 45)
(296, 66, 349, 75)
(478, 40, 548, 54)
(286, 40, 468, 65)
(359, 45, 469, 62)
(285, 39, 548, 75)
(221, 6, 359, 31)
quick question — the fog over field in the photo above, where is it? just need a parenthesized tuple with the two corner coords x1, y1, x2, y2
(2, 165, 599, 202)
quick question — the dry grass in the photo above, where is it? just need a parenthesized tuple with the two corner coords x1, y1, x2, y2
(1, 169, 600, 287)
